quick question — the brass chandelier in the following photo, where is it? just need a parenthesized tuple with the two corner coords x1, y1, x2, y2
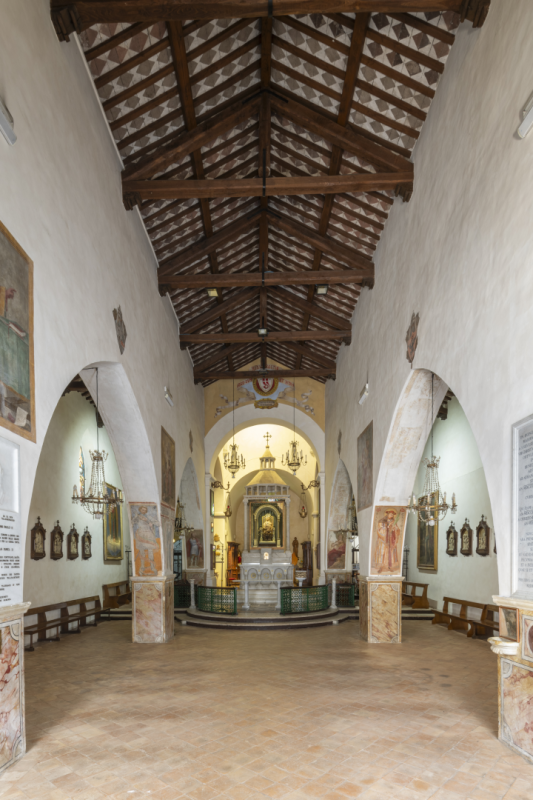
(408, 374, 457, 525)
(224, 380, 245, 478)
(282, 380, 307, 475)
(72, 368, 122, 520)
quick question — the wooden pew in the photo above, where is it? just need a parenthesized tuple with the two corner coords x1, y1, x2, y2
(103, 580, 131, 609)
(432, 597, 500, 638)
(402, 581, 430, 609)
(24, 595, 101, 652)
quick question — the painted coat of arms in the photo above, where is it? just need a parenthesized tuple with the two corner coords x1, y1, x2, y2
(406, 312, 420, 364)
(112, 305, 127, 355)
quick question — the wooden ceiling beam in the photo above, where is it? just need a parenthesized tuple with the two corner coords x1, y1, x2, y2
(123, 171, 413, 201)
(194, 367, 335, 382)
(164, 269, 367, 289)
(279, 341, 337, 371)
(51, 2, 490, 37)
(180, 287, 260, 334)
(192, 343, 254, 374)
(269, 286, 351, 330)
(267, 210, 374, 276)
(158, 210, 261, 278)
(181, 329, 349, 345)
(122, 94, 260, 182)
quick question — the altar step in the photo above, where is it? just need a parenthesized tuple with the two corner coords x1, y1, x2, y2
(175, 607, 353, 630)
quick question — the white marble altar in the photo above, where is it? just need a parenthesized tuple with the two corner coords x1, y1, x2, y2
(239, 547, 293, 607)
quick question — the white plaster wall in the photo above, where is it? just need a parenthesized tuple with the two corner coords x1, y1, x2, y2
(326, 0, 533, 597)
(404, 398, 497, 608)
(24, 392, 130, 607)
(0, 0, 205, 605)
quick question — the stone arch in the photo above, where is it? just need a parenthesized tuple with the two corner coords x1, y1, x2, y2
(325, 459, 353, 574)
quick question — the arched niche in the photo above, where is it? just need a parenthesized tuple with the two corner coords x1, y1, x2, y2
(325, 459, 353, 574)
(205, 406, 325, 476)
(178, 457, 203, 531)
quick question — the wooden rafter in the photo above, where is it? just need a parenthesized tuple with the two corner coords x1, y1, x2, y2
(180, 287, 260, 334)
(194, 367, 336, 382)
(163, 269, 369, 289)
(181, 329, 351, 345)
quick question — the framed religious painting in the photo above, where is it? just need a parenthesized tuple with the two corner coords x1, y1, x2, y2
(460, 520, 473, 555)
(499, 607, 519, 641)
(81, 528, 92, 560)
(417, 494, 438, 571)
(103, 483, 123, 561)
(0, 221, 36, 442)
(161, 427, 176, 509)
(50, 521, 64, 560)
(67, 524, 79, 560)
(30, 516, 46, 560)
(445, 522, 458, 556)
(522, 616, 533, 663)
(476, 515, 490, 556)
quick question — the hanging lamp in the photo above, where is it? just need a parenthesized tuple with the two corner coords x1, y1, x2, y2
(224, 379, 245, 478)
(224, 491, 232, 518)
(282, 379, 307, 475)
(71, 368, 123, 519)
(298, 490, 308, 519)
(408, 374, 457, 525)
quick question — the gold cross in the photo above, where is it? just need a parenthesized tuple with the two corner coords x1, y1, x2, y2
(264, 432, 271, 447)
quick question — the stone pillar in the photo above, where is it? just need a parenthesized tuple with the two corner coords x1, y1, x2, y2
(275, 581, 282, 610)
(243, 580, 250, 610)
(359, 576, 403, 643)
(131, 577, 174, 643)
(0, 602, 31, 775)
(205, 473, 216, 586)
(330, 577, 337, 609)
(491, 595, 533, 761)
(243, 497, 249, 551)
(189, 579, 196, 609)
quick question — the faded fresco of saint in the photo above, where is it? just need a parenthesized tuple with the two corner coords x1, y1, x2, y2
(327, 529, 346, 570)
(357, 422, 373, 511)
(371, 507, 407, 575)
(186, 529, 204, 569)
(161, 427, 176, 509)
(130, 502, 162, 576)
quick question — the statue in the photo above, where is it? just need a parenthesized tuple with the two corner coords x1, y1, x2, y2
(292, 536, 299, 566)
(259, 512, 275, 542)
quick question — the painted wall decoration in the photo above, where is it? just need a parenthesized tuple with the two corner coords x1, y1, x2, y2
(500, 659, 533, 759)
(417, 495, 438, 571)
(112, 305, 127, 354)
(133, 582, 162, 643)
(406, 312, 420, 364)
(0, 619, 23, 770)
(522, 616, 533, 663)
(371, 506, 407, 575)
(160, 503, 174, 575)
(130, 502, 162, 577)
(204, 360, 325, 433)
(357, 421, 373, 511)
(0, 221, 35, 441)
(327, 529, 347, 570)
(161, 427, 176, 509)
(103, 484, 123, 561)
(499, 607, 519, 641)
(185, 529, 204, 569)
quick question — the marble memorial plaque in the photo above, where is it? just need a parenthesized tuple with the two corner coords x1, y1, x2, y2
(0, 438, 21, 606)
(513, 415, 533, 595)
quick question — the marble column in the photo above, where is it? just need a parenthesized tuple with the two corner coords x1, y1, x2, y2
(330, 578, 337, 609)
(131, 576, 174, 644)
(318, 471, 326, 585)
(242, 580, 250, 610)
(491, 595, 533, 762)
(189, 579, 196, 609)
(359, 577, 403, 643)
(0, 602, 31, 774)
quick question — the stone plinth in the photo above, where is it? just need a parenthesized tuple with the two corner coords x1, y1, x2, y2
(132, 577, 174, 643)
(492, 595, 533, 762)
(359, 577, 403, 643)
(0, 602, 31, 773)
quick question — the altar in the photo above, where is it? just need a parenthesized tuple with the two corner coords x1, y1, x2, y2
(238, 443, 294, 608)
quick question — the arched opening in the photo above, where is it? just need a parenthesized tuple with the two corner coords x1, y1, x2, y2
(177, 456, 205, 584)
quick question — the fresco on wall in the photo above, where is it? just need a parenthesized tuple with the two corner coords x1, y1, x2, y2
(0, 221, 35, 442)
(130, 502, 162, 577)
(185, 529, 204, 569)
(0, 621, 23, 770)
(103, 484, 123, 560)
(357, 421, 373, 511)
(112, 305, 127, 355)
(161, 427, 175, 508)
(406, 312, 420, 364)
(501, 660, 533, 758)
(327, 529, 347, 569)
(160, 503, 174, 575)
(371, 506, 407, 575)
(204, 359, 325, 433)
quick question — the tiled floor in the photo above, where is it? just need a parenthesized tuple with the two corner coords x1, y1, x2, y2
(3, 620, 533, 799)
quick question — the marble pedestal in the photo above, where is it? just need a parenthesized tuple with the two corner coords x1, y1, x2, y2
(492, 595, 533, 762)
(0, 602, 31, 774)
(240, 548, 293, 608)
(359, 577, 403, 643)
(132, 577, 174, 643)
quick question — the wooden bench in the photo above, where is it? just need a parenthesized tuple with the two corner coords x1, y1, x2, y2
(402, 581, 430, 609)
(24, 595, 101, 652)
(432, 597, 500, 638)
(103, 580, 131, 609)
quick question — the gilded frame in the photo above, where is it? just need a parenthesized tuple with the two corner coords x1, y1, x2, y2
(416, 493, 438, 572)
(103, 483, 124, 561)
